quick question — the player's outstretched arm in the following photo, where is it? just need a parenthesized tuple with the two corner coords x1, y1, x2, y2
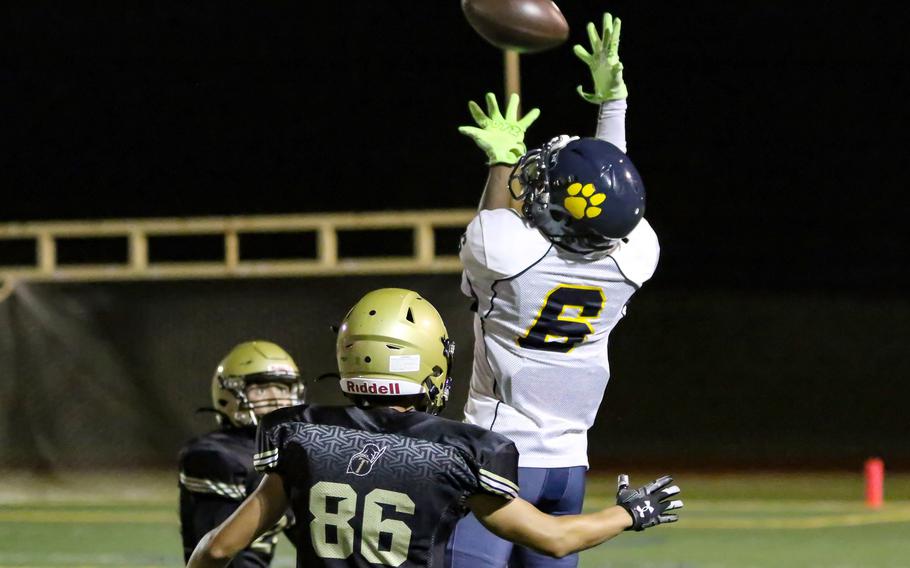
(468, 494, 631, 558)
(476, 165, 514, 212)
(574, 12, 628, 152)
(458, 92, 539, 211)
(468, 474, 682, 558)
(187, 474, 289, 568)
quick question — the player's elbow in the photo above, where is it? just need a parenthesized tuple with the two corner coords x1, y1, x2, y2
(203, 543, 233, 562)
(525, 530, 575, 559)
(535, 518, 588, 559)
(208, 534, 247, 563)
(190, 530, 238, 566)
(542, 537, 575, 559)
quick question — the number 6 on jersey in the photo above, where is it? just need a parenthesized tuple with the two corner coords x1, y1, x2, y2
(518, 284, 605, 352)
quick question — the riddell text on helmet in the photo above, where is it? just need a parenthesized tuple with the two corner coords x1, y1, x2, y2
(346, 381, 402, 395)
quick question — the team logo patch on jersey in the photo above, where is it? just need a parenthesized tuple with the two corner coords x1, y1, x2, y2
(346, 443, 388, 476)
(564, 182, 606, 219)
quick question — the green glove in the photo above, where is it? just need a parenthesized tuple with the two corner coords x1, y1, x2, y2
(458, 92, 541, 166)
(574, 13, 628, 104)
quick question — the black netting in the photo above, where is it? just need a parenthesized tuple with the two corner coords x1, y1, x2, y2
(1, 279, 908, 470)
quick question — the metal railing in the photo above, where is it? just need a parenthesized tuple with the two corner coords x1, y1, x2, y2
(0, 210, 475, 296)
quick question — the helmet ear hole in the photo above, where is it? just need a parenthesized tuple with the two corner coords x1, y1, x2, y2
(406, 308, 415, 323)
(217, 399, 228, 407)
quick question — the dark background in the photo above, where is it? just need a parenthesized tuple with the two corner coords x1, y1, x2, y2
(5, 1, 908, 290)
(2, 2, 908, 470)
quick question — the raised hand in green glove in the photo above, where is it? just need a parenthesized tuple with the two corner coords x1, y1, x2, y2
(574, 13, 628, 104)
(458, 92, 540, 166)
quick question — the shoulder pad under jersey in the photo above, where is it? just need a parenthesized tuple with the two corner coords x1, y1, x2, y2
(610, 218, 660, 288)
(461, 209, 551, 280)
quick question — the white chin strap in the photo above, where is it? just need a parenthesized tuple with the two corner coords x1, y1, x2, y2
(231, 407, 258, 427)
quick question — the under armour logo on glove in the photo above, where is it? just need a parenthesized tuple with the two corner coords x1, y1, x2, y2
(616, 474, 684, 531)
(634, 500, 655, 517)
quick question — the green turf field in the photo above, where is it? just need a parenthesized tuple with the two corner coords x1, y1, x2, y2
(0, 471, 907, 567)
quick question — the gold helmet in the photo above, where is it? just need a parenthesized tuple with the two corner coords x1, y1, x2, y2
(211, 340, 303, 427)
(336, 288, 455, 415)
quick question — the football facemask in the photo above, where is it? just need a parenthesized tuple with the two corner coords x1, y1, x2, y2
(211, 341, 303, 427)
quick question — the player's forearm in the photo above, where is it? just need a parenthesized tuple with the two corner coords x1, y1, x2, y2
(494, 505, 631, 558)
(478, 165, 517, 212)
(543, 505, 633, 557)
(472, 495, 633, 559)
(594, 99, 627, 153)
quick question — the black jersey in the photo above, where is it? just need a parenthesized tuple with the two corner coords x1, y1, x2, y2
(254, 404, 519, 568)
(179, 426, 295, 567)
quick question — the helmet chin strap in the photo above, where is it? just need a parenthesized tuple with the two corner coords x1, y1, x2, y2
(222, 382, 258, 427)
(236, 398, 259, 427)
(427, 337, 456, 415)
(241, 409, 258, 427)
(421, 377, 441, 414)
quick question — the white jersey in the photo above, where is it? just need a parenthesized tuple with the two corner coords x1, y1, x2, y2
(459, 208, 659, 467)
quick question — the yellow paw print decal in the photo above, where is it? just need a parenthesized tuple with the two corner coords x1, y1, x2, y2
(563, 183, 605, 219)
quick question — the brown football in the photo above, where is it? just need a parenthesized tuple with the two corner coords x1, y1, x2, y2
(462, 0, 569, 54)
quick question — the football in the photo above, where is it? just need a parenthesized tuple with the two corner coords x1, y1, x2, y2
(461, 0, 569, 54)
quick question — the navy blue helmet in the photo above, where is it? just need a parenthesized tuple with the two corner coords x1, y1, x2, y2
(510, 137, 646, 254)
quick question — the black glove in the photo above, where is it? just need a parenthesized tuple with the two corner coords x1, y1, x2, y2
(615, 474, 683, 531)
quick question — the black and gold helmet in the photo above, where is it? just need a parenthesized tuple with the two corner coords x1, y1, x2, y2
(336, 288, 455, 415)
(211, 340, 303, 427)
